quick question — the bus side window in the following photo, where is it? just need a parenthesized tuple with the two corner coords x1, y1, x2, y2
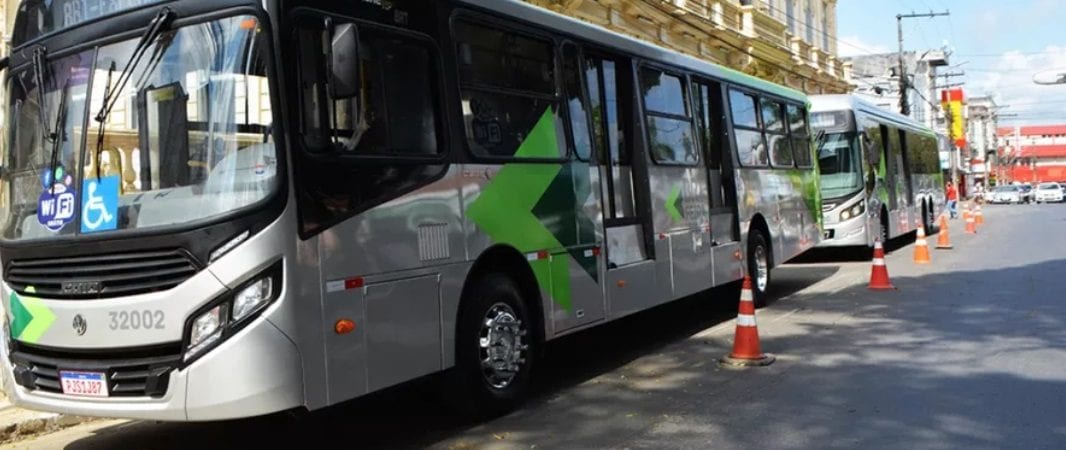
(639, 67, 699, 165)
(694, 80, 726, 208)
(561, 43, 593, 161)
(763, 99, 792, 168)
(728, 89, 767, 167)
(453, 19, 563, 160)
(786, 104, 812, 167)
(294, 19, 446, 236)
(586, 55, 635, 219)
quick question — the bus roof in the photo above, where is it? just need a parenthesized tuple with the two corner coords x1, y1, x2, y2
(459, 0, 808, 104)
(809, 94, 936, 137)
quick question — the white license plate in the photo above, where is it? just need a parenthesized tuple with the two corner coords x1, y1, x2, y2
(60, 371, 109, 398)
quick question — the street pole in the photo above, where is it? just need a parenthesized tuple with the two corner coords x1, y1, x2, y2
(1015, 126, 1021, 184)
(945, 103, 958, 188)
(897, 10, 950, 116)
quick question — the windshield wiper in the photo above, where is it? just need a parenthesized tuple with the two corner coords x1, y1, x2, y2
(94, 8, 175, 124)
(92, 8, 176, 180)
(30, 46, 51, 148)
(47, 80, 71, 194)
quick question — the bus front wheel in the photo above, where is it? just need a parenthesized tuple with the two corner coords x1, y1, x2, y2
(747, 230, 772, 307)
(450, 273, 535, 417)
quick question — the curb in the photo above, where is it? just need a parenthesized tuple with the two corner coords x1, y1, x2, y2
(0, 405, 94, 445)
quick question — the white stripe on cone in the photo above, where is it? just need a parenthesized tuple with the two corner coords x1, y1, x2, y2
(873, 258, 885, 265)
(740, 290, 753, 302)
(736, 314, 757, 327)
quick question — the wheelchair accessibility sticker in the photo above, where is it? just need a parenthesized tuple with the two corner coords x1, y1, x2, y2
(37, 166, 76, 232)
(81, 176, 119, 233)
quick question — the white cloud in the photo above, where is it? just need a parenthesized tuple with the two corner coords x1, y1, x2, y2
(837, 35, 891, 58)
(966, 47, 1066, 125)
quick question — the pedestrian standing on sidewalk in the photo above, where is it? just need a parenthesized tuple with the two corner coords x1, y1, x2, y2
(946, 181, 959, 219)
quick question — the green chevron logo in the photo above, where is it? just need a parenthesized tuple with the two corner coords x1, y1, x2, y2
(467, 108, 573, 311)
(666, 185, 684, 223)
(9, 290, 55, 344)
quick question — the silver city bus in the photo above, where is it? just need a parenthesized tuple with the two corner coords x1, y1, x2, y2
(0, 0, 821, 421)
(810, 95, 944, 247)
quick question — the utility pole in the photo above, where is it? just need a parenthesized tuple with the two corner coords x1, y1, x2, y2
(944, 102, 958, 186)
(897, 10, 950, 116)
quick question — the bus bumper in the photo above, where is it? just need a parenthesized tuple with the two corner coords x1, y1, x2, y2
(2, 317, 303, 422)
(817, 215, 869, 247)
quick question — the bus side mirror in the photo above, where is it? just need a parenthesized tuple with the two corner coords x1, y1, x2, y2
(814, 129, 827, 147)
(328, 23, 360, 100)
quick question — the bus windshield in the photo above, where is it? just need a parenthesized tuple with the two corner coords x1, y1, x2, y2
(817, 132, 863, 200)
(2, 15, 276, 241)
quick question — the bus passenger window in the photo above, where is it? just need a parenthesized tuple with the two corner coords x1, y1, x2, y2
(728, 89, 767, 166)
(786, 104, 812, 167)
(763, 99, 793, 167)
(640, 68, 698, 165)
(294, 19, 446, 236)
(562, 44, 592, 161)
(453, 20, 563, 159)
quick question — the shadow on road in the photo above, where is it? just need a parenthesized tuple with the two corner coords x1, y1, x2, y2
(58, 267, 837, 450)
(791, 231, 917, 264)
(60, 256, 1066, 449)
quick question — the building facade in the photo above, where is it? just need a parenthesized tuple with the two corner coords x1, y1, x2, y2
(997, 125, 1066, 185)
(965, 96, 998, 187)
(524, 0, 849, 93)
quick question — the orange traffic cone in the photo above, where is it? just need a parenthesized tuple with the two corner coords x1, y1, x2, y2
(965, 207, 977, 234)
(975, 204, 985, 225)
(936, 214, 953, 249)
(913, 223, 932, 264)
(869, 240, 895, 290)
(719, 276, 775, 368)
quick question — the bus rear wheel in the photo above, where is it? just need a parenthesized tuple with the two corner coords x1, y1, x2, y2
(747, 230, 772, 307)
(450, 273, 535, 417)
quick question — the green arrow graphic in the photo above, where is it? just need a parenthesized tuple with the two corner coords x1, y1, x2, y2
(665, 185, 684, 222)
(9, 292, 55, 344)
(467, 108, 573, 311)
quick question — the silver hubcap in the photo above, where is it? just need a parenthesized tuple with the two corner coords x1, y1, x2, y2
(754, 245, 769, 292)
(479, 303, 527, 389)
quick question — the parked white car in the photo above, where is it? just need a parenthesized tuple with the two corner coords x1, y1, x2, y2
(1035, 182, 1064, 203)
(988, 185, 1023, 204)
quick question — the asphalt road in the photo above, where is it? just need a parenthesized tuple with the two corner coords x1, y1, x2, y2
(6, 203, 1066, 449)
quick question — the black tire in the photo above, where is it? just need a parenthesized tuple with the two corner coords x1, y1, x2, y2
(449, 273, 535, 418)
(747, 230, 772, 308)
(880, 208, 890, 243)
(922, 202, 932, 234)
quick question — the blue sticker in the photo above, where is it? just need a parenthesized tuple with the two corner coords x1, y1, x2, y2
(81, 176, 120, 233)
(37, 184, 77, 232)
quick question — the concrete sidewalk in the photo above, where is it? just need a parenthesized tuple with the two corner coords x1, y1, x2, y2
(0, 392, 93, 445)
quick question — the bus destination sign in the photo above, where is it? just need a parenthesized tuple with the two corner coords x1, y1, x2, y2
(57, 0, 164, 29)
(16, 0, 166, 41)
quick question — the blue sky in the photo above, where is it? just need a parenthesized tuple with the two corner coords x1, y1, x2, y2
(837, 0, 1066, 125)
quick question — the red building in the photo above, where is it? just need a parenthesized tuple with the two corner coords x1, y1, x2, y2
(996, 125, 1066, 184)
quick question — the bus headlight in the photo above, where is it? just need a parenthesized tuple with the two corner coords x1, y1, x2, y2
(840, 200, 865, 221)
(188, 306, 225, 357)
(232, 278, 273, 322)
(183, 261, 282, 363)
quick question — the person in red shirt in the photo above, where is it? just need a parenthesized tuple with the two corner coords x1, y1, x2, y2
(946, 181, 959, 219)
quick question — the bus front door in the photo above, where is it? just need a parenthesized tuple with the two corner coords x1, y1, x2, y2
(584, 53, 656, 319)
